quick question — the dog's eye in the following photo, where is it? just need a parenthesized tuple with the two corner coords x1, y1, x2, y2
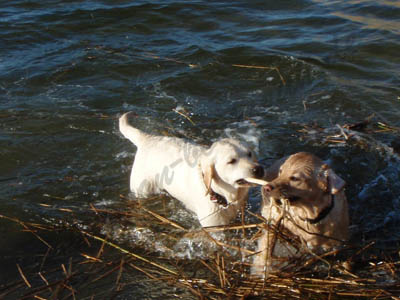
(290, 176, 300, 182)
(227, 158, 237, 164)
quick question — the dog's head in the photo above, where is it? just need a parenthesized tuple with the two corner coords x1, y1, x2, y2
(201, 138, 264, 194)
(262, 152, 345, 218)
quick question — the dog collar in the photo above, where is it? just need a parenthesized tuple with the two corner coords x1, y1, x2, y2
(301, 173, 337, 225)
(302, 195, 335, 225)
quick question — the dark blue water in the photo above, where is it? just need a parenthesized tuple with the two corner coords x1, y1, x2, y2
(1, 0, 400, 298)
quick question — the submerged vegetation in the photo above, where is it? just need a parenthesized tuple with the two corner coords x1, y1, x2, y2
(1, 120, 400, 299)
(1, 202, 399, 299)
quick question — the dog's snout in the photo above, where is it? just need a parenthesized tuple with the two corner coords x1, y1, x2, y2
(252, 165, 264, 178)
(263, 184, 274, 193)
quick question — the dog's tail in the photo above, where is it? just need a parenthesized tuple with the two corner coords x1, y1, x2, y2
(119, 112, 147, 146)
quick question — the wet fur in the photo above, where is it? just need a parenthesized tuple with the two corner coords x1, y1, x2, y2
(119, 112, 264, 227)
(253, 152, 349, 274)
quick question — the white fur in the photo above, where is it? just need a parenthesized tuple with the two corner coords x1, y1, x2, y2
(119, 112, 263, 227)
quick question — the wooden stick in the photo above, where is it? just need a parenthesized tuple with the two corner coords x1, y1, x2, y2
(244, 177, 269, 185)
(140, 206, 187, 231)
(79, 230, 178, 276)
(0, 214, 53, 249)
(232, 64, 286, 85)
(16, 264, 31, 288)
(173, 108, 196, 126)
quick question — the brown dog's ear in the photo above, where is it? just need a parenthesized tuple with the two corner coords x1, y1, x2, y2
(319, 164, 345, 194)
(327, 168, 346, 194)
(202, 163, 216, 196)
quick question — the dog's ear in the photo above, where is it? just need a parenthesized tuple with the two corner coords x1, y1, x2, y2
(328, 169, 346, 194)
(319, 164, 346, 194)
(200, 145, 218, 195)
(202, 163, 216, 196)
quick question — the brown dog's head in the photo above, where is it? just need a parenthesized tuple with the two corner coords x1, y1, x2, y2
(262, 152, 345, 220)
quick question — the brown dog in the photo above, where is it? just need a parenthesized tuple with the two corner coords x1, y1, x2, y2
(252, 152, 349, 274)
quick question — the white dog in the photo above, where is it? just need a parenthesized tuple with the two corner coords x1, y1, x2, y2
(119, 112, 264, 227)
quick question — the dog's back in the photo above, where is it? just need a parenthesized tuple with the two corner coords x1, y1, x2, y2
(119, 111, 263, 227)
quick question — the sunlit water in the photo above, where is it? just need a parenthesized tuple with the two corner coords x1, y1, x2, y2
(1, 0, 400, 297)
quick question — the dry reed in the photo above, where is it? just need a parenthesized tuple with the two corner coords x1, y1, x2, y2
(1, 198, 399, 300)
(1, 119, 400, 299)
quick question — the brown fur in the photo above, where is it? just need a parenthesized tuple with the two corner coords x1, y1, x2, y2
(253, 152, 349, 274)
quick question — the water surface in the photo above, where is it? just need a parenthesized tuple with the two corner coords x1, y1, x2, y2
(1, 0, 400, 298)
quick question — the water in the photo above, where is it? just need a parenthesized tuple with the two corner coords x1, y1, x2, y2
(1, 0, 400, 298)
